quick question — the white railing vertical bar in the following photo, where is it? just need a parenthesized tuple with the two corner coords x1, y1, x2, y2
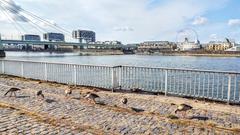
(194, 73, 197, 96)
(90, 66, 92, 86)
(44, 63, 47, 81)
(227, 74, 232, 103)
(198, 74, 201, 97)
(73, 65, 77, 86)
(164, 70, 168, 96)
(189, 72, 192, 96)
(145, 68, 148, 90)
(207, 74, 210, 98)
(136, 67, 139, 89)
(130, 67, 133, 89)
(233, 75, 237, 101)
(217, 74, 220, 99)
(239, 78, 240, 102)
(21, 62, 24, 77)
(212, 74, 215, 99)
(181, 71, 184, 95)
(222, 77, 225, 100)
(169, 71, 172, 93)
(203, 73, 206, 98)
(111, 67, 117, 91)
(2, 60, 4, 74)
(177, 71, 180, 95)
(118, 66, 122, 89)
(161, 70, 164, 92)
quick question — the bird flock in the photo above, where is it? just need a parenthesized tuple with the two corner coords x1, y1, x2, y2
(3, 85, 194, 119)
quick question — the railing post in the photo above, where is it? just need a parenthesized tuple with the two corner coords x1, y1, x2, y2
(119, 66, 122, 90)
(73, 65, 77, 86)
(21, 62, 24, 77)
(165, 70, 168, 96)
(44, 63, 47, 81)
(2, 60, 4, 74)
(227, 74, 232, 104)
(112, 67, 118, 92)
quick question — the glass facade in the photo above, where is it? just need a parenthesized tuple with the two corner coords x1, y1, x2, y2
(21, 34, 41, 41)
(72, 30, 96, 43)
(43, 33, 65, 42)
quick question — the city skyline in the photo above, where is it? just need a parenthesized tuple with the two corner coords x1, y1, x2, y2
(0, 0, 240, 43)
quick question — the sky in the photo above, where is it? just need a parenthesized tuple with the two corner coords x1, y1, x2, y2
(0, 0, 240, 43)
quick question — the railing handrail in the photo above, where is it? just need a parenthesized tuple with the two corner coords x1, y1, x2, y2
(121, 65, 240, 75)
(0, 59, 114, 68)
(1, 59, 240, 74)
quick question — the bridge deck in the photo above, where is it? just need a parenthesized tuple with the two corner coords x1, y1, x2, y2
(1, 39, 137, 49)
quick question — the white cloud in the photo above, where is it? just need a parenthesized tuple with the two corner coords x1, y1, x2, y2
(114, 26, 134, 32)
(228, 19, 240, 27)
(209, 34, 217, 40)
(0, 0, 29, 22)
(192, 16, 208, 26)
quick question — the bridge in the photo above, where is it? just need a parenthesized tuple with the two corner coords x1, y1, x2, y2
(0, 36, 137, 57)
(0, 0, 137, 57)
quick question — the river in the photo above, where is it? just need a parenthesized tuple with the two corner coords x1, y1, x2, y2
(2, 51, 240, 72)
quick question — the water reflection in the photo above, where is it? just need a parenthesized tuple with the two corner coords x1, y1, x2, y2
(2, 51, 240, 72)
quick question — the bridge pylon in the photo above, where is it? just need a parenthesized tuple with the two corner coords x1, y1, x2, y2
(0, 34, 6, 57)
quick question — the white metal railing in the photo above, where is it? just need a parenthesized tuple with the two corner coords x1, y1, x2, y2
(0, 59, 239, 104)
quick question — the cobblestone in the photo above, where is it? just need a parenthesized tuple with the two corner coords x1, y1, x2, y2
(0, 76, 239, 134)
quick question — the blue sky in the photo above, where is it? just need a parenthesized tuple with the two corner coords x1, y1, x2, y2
(0, 0, 240, 43)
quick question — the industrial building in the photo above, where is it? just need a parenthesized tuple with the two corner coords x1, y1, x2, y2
(138, 41, 176, 51)
(72, 30, 96, 43)
(21, 34, 41, 41)
(43, 33, 65, 42)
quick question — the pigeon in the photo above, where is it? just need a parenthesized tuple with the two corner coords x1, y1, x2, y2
(85, 92, 100, 103)
(175, 104, 193, 118)
(36, 90, 44, 99)
(121, 98, 128, 105)
(65, 86, 74, 98)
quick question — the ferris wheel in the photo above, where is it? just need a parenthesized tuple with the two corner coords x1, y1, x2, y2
(176, 28, 199, 43)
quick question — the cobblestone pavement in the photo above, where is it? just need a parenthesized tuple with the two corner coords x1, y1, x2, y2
(0, 107, 93, 135)
(0, 75, 239, 135)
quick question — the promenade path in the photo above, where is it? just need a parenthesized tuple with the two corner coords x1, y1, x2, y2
(0, 75, 239, 135)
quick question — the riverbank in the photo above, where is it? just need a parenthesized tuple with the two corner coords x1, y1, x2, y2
(136, 51, 240, 57)
(4, 50, 240, 57)
(79, 49, 124, 56)
(0, 75, 239, 134)
(78, 50, 240, 57)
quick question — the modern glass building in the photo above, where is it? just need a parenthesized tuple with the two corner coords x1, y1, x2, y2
(43, 33, 65, 42)
(72, 30, 96, 43)
(21, 34, 41, 41)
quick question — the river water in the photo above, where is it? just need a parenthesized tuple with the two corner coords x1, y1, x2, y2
(3, 51, 240, 72)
